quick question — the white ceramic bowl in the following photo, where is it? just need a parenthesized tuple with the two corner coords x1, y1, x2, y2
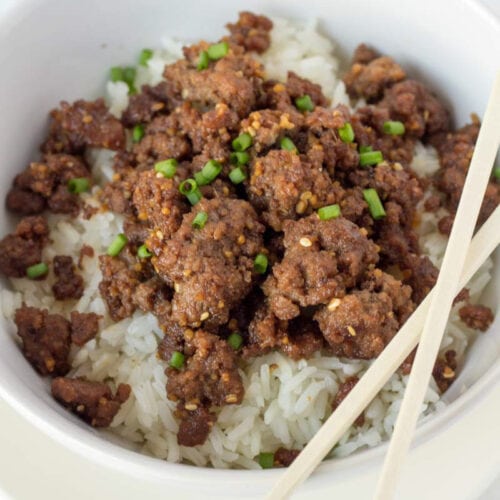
(0, 0, 498, 497)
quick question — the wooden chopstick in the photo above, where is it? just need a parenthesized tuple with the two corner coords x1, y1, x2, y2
(373, 72, 500, 500)
(266, 204, 500, 500)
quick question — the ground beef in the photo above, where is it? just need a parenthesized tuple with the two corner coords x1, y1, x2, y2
(51, 377, 130, 427)
(286, 72, 329, 107)
(52, 255, 84, 300)
(101, 168, 140, 215)
(176, 405, 217, 447)
(121, 83, 172, 127)
(459, 304, 494, 331)
(226, 11, 273, 53)
(78, 244, 94, 269)
(263, 216, 379, 319)
(14, 306, 71, 376)
(432, 350, 457, 393)
(98, 255, 139, 321)
(70, 311, 101, 346)
(331, 377, 365, 426)
(247, 150, 343, 231)
(315, 269, 414, 359)
(42, 99, 125, 154)
(152, 197, 264, 329)
(343, 53, 406, 102)
(0, 216, 49, 278)
(274, 448, 300, 467)
(352, 44, 379, 65)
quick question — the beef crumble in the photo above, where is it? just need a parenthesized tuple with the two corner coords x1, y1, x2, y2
(52, 255, 84, 300)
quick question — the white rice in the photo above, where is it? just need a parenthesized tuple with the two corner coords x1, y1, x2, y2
(0, 17, 493, 468)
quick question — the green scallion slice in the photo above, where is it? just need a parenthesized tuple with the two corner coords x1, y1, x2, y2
(197, 50, 209, 71)
(493, 166, 500, 179)
(317, 204, 341, 221)
(169, 351, 185, 370)
(132, 124, 145, 143)
(154, 158, 178, 178)
(230, 151, 250, 166)
(179, 179, 202, 205)
(227, 332, 243, 350)
(107, 233, 128, 257)
(294, 94, 315, 112)
(359, 145, 373, 154)
(338, 122, 355, 143)
(232, 133, 253, 152)
(254, 253, 268, 274)
(67, 177, 90, 194)
(229, 166, 247, 185)
(258, 452, 275, 469)
(363, 188, 386, 220)
(360, 150, 383, 167)
(194, 160, 222, 186)
(139, 48, 153, 66)
(26, 262, 48, 279)
(137, 244, 152, 259)
(207, 41, 229, 60)
(110, 66, 124, 82)
(192, 211, 208, 229)
(123, 66, 136, 87)
(382, 120, 405, 135)
(280, 137, 297, 152)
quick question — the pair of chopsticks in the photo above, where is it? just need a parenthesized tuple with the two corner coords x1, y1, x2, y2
(267, 71, 500, 500)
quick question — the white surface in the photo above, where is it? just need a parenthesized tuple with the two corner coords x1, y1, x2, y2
(0, 0, 499, 499)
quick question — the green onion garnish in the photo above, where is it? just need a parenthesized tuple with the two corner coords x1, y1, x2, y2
(382, 120, 405, 135)
(493, 166, 500, 179)
(207, 42, 229, 60)
(229, 166, 247, 185)
(139, 48, 153, 66)
(232, 133, 253, 152)
(169, 351, 185, 370)
(197, 50, 209, 71)
(360, 150, 383, 167)
(228, 332, 243, 350)
(123, 67, 136, 87)
(363, 188, 386, 220)
(317, 204, 341, 221)
(280, 137, 297, 152)
(194, 160, 222, 186)
(110, 66, 124, 83)
(230, 151, 250, 166)
(179, 179, 202, 205)
(258, 452, 274, 469)
(137, 244, 152, 259)
(132, 124, 145, 143)
(359, 145, 373, 154)
(338, 123, 355, 143)
(254, 253, 268, 274)
(192, 211, 208, 229)
(154, 158, 178, 178)
(67, 177, 90, 194)
(107, 233, 128, 257)
(26, 262, 48, 279)
(294, 94, 314, 112)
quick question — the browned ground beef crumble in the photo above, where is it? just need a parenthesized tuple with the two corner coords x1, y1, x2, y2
(0, 12, 497, 456)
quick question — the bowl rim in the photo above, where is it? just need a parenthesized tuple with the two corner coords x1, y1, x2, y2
(0, 0, 498, 490)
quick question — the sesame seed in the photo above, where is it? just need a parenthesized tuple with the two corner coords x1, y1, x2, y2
(200, 312, 210, 321)
(76, 404, 85, 412)
(174, 283, 180, 292)
(328, 298, 341, 311)
(184, 329, 194, 340)
(185, 403, 198, 411)
(82, 114, 93, 124)
(347, 326, 357, 337)
(217, 300, 225, 309)
(225, 394, 238, 404)
(299, 237, 312, 247)
(295, 200, 307, 214)
(237, 235, 246, 245)
(443, 366, 455, 379)
(393, 162, 403, 171)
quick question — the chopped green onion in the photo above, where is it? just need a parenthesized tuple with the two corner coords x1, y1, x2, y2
(207, 41, 229, 60)
(194, 160, 222, 186)
(360, 150, 383, 167)
(137, 244, 152, 259)
(197, 50, 209, 71)
(294, 94, 315, 112)
(338, 122, 355, 143)
(317, 204, 341, 221)
(169, 351, 185, 370)
(26, 262, 48, 279)
(258, 452, 274, 469)
(139, 48, 153, 66)
(363, 188, 386, 220)
(110, 66, 124, 82)
(230, 151, 250, 166)
(232, 133, 253, 152)
(132, 124, 145, 143)
(123, 66, 136, 87)
(254, 253, 268, 274)
(280, 137, 297, 152)
(154, 158, 178, 178)
(192, 211, 208, 229)
(229, 166, 247, 185)
(382, 120, 405, 135)
(227, 332, 243, 350)
(359, 145, 373, 154)
(179, 179, 202, 205)
(67, 177, 90, 194)
(107, 233, 128, 257)
(493, 166, 500, 179)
